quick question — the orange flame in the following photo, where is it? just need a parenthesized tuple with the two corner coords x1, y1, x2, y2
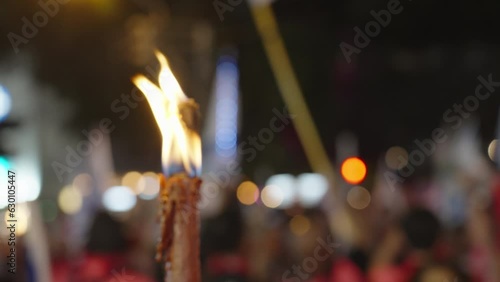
(132, 51, 202, 176)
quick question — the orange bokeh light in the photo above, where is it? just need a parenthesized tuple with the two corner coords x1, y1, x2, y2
(341, 157, 367, 184)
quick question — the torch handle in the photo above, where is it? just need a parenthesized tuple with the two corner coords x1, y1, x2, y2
(160, 174, 201, 282)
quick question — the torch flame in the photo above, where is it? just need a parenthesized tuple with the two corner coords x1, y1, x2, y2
(132, 51, 202, 176)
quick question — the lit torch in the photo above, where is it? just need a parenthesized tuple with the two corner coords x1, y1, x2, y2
(133, 51, 202, 282)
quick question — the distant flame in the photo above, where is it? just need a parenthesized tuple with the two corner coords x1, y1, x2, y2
(133, 51, 202, 176)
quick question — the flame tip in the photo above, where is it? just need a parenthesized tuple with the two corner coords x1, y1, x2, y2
(131, 74, 142, 82)
(132, 51, 202, 176)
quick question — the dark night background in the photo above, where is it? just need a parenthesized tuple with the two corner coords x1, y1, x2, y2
(1, 1, 500, 282)
(1, 0, 498, 177)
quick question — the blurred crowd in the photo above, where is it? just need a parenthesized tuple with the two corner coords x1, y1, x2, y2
(3, 158, 500, 282)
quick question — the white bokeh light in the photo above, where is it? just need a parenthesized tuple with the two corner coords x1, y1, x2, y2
(264, 174, 296, 209)
(137, 172, 160, 200)
(0, 157, 11, 209)
(102, 186, 137, 212)
(0, 86, 12, 122)
(488, 139, 497, 161)
(296, 173, 328, 207)
(214, 58, 239, 158)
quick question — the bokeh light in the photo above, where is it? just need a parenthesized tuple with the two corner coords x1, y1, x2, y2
(261, 185, 283, 208)
(58, 185, 83, 215)
(385, 146, 409, 170)
(289, 215, 311, 236)
(0, 156, 10, 170)
(264, 174, 296, 209)
(121, 171, 142, 194)
(0, 85, 12, 122)
(0, 157, 11, 209)
(102, 186, 137, 212)
(215, 57, 239, 158)
(347, 186, 371, 210)
(138, 172, 160, 200)
(296, 173, 328, 207)
(341, 157, 367, 184)
(87, 0, 116, 14)
(236, 181, 259, 206)
(4, 203, 30, 236)
(488, 139, 497, 161)
(19, 166, 42, 203)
